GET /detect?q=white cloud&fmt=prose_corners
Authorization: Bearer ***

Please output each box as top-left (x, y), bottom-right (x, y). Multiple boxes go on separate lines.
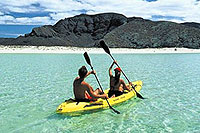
top-left (155, 18), bottom-right (184, 23)
top-left (0, 0), bottom-right (200, 25)
top-left (0, 11), bottom-right (3, 15)
top-left (78, 0), bottom-right (200, 23)
top-left (0, 15), bottom-right (15, 24)
top-left (50, 11), bottom-right (82, 21)
top-left (3, 5), bottom-right (40, 13)
top-left (0, 0), bottom-right (40, 7)
top-left (87, 0), bottom-right (200, 22)
top-left (0, 15), bottom-right (53, 25)
top-left (40, 0), bottom-right (92, 12)
top-left (15, 16), bottom-right (53, 25)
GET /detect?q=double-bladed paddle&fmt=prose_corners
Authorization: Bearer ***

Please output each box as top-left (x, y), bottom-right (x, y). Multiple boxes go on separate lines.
top-left (99, 40), bottom-right (145, 99)
top-left (83, 52), bottom-right (120, 114)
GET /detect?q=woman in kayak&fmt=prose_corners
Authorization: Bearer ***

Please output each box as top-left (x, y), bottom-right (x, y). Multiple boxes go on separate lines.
top-left (108, 61), bottom-right (131, 98)
top-left (73, 66), bottom-right (108, 102)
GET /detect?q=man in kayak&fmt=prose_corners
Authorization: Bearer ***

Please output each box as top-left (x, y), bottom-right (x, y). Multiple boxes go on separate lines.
top-left (108, 61), bottom-right (131, 98)
top-left (73, 66), bottom-right (108, 102)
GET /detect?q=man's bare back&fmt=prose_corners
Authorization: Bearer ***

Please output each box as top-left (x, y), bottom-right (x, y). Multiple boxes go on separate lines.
top-left (73, 77), bottom-right (91, 99)
top-left (73, 66), bottom-right (108, 100)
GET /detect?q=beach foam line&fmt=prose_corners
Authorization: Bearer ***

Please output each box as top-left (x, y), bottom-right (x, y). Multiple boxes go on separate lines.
top-left (0, 45), bottom-right (200, 54)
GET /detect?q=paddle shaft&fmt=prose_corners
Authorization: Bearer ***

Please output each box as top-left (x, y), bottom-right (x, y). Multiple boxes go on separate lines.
top-left (83, 52), bottom-right (120, 114)
top-left (89, 66), bottom-right (120, 113)
top-left (89, 67), bottom-right (105, 93)
top-left (110, 55), bottom-right (131, 83)
top-left (99, 40), bottom-right (144, 99)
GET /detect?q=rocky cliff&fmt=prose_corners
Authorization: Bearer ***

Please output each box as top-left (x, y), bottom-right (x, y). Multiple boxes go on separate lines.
top-left (0, 13), bottom-right (200, 48)
top-left (104, 20), bottom-right (200, 48)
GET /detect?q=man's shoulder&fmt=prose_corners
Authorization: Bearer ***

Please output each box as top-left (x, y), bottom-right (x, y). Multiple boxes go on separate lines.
top-left (73, 77), bottom-right (79, 82)
top-left (81, 81), bottom-right (89, 86)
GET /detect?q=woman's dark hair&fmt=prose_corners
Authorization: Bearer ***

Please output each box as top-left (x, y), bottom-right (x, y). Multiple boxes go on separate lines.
top-left (78, 66), bottom-right (88, 78)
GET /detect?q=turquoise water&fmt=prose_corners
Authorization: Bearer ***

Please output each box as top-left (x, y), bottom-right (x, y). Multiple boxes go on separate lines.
top-left (0, 53), bottom-right (200, 133)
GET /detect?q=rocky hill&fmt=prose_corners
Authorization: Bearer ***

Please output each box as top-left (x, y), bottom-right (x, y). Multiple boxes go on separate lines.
top-left (0, 13), bottom-right (200, 48)
top-left (104, 20), bottom-right (200, 48)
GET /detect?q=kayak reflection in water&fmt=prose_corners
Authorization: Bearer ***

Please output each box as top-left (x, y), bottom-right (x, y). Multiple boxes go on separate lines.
top-left (108, 61), bottom-right (132, 98)
top-left (73, 66), bottom-right (108, 102)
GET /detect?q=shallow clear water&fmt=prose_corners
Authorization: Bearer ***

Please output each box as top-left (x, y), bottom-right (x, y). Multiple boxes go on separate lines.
top-left (0, 53), bottom-right (200, 133)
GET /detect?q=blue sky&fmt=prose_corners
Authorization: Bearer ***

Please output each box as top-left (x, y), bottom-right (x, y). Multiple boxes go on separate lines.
top-left (0, 0), bottom-right (200, 37)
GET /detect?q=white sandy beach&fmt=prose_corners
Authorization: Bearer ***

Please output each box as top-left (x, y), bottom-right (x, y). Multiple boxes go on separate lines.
top-left (0, 45), bottom-right (200, 54)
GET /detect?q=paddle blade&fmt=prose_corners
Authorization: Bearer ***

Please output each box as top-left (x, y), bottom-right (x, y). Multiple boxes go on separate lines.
top-left (105, 99), bottom-right (120, 114)
top-left (83, 52), bottom-right (91, 66)
top-left (99, 40), bottom-right (110, 55)
top-left (110, 106), bottom-right (120, 114)
top-left (136, 92), bottom-right (145, 99)
top-left (132, 85), bottom-right (145, 99)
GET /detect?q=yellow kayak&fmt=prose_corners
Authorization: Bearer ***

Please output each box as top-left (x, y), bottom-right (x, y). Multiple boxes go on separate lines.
top-left (56, 80), bottom-right (142, 114)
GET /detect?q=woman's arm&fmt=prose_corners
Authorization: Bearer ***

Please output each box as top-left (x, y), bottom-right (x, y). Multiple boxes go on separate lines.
top-left (121, 79), bottom-right (131, 91)
top-left (109, 61), bottom-right (116, 77)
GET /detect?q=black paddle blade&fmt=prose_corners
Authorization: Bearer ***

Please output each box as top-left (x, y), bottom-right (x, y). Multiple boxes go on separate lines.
top-left (110, 106), bottom-right (120, 114)
top-left (132, 85), bottom-right (145, 99)
top-left (105, 99), bottom-right (120, 114)
top-left (136, 92), bottom-right (145, 99)
top-left (83, 52), bottom-right (91, 66)
top-left (99, 40), bottom-right (110, 55)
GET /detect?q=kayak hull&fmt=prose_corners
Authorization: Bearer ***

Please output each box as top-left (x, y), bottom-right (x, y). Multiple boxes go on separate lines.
top-left (56, 80), bottom-right (142, 114)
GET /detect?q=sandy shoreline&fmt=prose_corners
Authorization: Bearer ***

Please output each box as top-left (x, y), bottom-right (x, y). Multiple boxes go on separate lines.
top-left (0, 45), bottom-right (200, 54)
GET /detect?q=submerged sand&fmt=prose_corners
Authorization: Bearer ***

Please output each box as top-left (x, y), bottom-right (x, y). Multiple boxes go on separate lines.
top-left (0, 45), bottom-right (200, 54)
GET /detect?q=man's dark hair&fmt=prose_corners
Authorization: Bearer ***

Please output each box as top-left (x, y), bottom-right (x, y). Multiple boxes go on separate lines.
top-left (78, 66), bottom-right (88, 78)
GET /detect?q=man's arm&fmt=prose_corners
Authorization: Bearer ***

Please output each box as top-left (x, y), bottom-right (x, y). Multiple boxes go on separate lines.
top-left (84, 70), bottom-right (96, 78)
top-left (85, 83), bottom-right (108, 99)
